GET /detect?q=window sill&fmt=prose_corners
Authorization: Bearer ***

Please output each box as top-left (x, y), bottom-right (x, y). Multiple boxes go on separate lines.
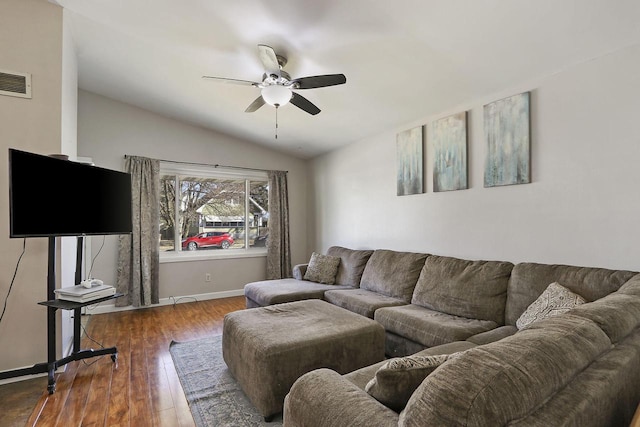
top-left (160, 248), bottom-right (267, 264)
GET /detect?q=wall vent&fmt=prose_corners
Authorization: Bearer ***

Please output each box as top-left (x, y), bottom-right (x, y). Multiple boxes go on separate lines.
top-left (0, 69), bottom-right (32, 99)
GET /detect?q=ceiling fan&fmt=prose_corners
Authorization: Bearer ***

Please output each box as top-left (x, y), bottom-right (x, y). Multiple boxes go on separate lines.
top-left (202, 44), bottom-right (346, 116)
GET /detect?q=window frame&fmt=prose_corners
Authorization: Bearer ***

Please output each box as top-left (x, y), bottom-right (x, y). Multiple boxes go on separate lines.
top-left (159, 162), bottom-right (268, 263)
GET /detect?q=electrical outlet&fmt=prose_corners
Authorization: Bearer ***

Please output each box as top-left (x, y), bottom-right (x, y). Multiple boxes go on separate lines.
top-left (205, 273), bottom-right (211, 282)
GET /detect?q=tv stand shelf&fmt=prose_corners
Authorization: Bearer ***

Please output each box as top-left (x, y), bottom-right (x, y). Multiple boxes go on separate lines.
top-left (38, 293), bottom-right (123, 310)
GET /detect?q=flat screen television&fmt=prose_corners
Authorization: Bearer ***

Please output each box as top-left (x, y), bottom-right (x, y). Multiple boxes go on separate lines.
top-left (9, 148), bottom-right (133, 237)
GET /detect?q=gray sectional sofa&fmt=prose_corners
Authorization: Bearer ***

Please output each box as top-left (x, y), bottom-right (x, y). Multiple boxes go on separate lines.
top-left (242, 246), bottom-right (640, 426)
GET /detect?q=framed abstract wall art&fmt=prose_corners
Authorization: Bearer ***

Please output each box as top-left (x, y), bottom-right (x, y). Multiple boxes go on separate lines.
top-left (432, 111), bottom-right (468, 192)
top-left (396, 126), bottom-right (424, 196)
top-left (484, 91), bottom-right (531, 187)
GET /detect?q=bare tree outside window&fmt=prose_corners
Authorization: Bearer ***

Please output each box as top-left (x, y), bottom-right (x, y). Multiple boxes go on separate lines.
top-left (159, 174), bottom-right (268, 253)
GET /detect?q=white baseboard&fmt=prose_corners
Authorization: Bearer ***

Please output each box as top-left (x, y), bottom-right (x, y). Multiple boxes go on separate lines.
top-left (83, 288), bottom-right (245, 315)
top-left (0, 341), bottom-right (73, 386)
top-left (0, 334), bottom-right (76, 386)
top-left (0, 371), bottom-right (47, 386)
top-left (0, 365), bottom-right (66, 386)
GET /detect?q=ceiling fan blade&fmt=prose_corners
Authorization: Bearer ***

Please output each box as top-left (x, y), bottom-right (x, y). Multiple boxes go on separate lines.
top-left (202, 76), bottom-right (260, 86)
top-left (290, 92), bottom-right (321, 115)
top-left (257, 44), bottom-right (281, 78)
top-left (292, 74), bottom-right (346, 89)
top-left (245, 96), bottom-right (265, 113)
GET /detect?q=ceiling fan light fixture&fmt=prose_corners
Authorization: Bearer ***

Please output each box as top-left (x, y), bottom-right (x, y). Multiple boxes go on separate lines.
top-left (261, 85), bottom-right (292, 107)
top-left (203, 45), bottom-right (345, 115)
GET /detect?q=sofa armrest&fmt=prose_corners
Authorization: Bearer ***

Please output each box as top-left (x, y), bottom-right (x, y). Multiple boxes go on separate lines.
top-left (293, 263), bottom-right (309, 280)
top-left (284, 368), bottom-right (398, 427)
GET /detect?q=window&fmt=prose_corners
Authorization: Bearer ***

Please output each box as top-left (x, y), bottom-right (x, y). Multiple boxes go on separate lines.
top-left (158, 163), bottom-right (269, 259)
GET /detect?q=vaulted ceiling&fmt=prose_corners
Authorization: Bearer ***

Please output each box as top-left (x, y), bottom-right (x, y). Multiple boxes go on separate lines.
top-left (55, 0), bottom-right (640, 158)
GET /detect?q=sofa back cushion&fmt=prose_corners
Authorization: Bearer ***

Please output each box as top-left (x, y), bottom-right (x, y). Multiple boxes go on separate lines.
top-left (411, 256), bottom-right (513, 324)
top-left (568, 292), bottom-right (640, 344)
top-left (618, 273), bottom-right (640, 297)
top-left (399, 314), bottom-right (612, 426)
top-left (505, 263), bottom-right (637, 326)
top-left (360, 250), bottom-right (428, 302)
top-left (326, 246), bottom-right (374, 287)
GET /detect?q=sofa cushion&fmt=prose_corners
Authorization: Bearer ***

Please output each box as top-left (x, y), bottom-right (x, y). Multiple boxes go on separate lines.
top-left (568, 292), bottom-right (640, 343)
top-left (360, 250), bottom-right (428, 302)
top-left (303, 252), bottom-right (341, 284)
top-left (512, 328), bottom-right (640, 427)
top-left (365, 353), bottom-right (451, 412)
top-left (345, 340), bottom-right (476, 390)
top-left (324, 289), bottom-right (407, 318)
top-left (411, 255), bottom-right (513, 324)
top-left (466, 325), bottom-right (518, 345)
top-left (375, 304), bottom-right (498, 348)
top-left (399, 314), bottom-right (612, 426)
top-left (244, 278), bottom-right (352, 307)
top-left (618, 273), bottom-right (640, 297)
top-left (505, 262), bottom-right (637, 326)
top-left (326, 246), bottom-right (374, 287)
top-left (516, 282), bottom-right (586, 329)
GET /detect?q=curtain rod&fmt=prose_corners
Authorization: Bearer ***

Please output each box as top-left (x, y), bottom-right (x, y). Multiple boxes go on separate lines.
top-left (124, 155), bottom-right (287, 173)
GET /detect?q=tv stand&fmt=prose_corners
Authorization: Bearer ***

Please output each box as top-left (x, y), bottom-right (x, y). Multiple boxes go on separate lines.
top-left (0, 236), bottom-right (121, 394)
top-left (37, 294), bottom-right (122, 393)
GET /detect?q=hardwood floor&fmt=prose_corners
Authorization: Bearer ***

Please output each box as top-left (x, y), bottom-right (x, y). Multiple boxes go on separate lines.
top-left (0, 376), bottom-right (48, 427)
top-left (5, 296), bottom-right (245, 427)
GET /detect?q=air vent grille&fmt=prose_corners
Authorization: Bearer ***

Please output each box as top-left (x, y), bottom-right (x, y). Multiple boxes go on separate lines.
top-left (0, 70), bottom-right (32, 98)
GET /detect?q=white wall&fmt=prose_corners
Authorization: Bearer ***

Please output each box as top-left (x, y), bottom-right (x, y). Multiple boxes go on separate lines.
top-left (77, 90), bottom-right (310, 302)
top-left (0, 0), bottom-right (65, 373)
top-left (310, 44), bottom-right (640, 272)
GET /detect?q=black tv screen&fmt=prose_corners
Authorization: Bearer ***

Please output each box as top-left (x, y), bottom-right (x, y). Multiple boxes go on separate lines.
top-left (9, 148), bottom-right (133, 237)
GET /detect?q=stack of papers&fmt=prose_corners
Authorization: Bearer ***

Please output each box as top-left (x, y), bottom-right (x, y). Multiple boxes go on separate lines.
top-left (54, 283), bottom-right (116, 303)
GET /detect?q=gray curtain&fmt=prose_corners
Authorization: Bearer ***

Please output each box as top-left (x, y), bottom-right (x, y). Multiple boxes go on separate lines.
top-left (266, 170), bottom-right (292, 279)
top-left (116, 156), bottom-right (160, 307)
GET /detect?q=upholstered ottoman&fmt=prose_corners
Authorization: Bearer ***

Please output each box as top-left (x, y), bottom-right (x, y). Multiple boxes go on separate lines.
top-left (222, 299), bottom-right (386, 420)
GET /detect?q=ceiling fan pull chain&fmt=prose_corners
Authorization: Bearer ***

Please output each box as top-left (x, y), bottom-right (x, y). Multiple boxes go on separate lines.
top-left (275, 106), bottom-right (279, 139)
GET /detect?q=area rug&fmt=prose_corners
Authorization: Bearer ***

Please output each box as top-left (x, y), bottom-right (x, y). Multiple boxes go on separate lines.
top-left (169, 335), bottom-right (283, 427)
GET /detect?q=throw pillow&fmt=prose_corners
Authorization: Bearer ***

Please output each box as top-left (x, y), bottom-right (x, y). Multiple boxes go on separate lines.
top-left (364, 353), bottom-right (453, 412)
top-left (516, 282), bottom-right (586, 330)
top-left (303, 252), bottom-right (341, 284)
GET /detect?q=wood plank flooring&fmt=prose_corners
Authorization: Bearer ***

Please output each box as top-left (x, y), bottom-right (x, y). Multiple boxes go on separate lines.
top-left (3, 296), bottom-right (245, 427)
top-left (0, 376), bottom-right (48, 427)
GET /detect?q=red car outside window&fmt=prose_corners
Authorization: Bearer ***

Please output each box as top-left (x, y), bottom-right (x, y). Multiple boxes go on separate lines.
top-left (181, 232), bottom-right (234, 250)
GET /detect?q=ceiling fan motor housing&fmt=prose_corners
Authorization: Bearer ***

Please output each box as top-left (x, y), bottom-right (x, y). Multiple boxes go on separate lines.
top-left (262, 71), bottom-right (292, 86)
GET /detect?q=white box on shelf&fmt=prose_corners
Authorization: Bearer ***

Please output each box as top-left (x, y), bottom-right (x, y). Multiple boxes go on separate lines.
top-left (54, 284), bottom-right (116, 303)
